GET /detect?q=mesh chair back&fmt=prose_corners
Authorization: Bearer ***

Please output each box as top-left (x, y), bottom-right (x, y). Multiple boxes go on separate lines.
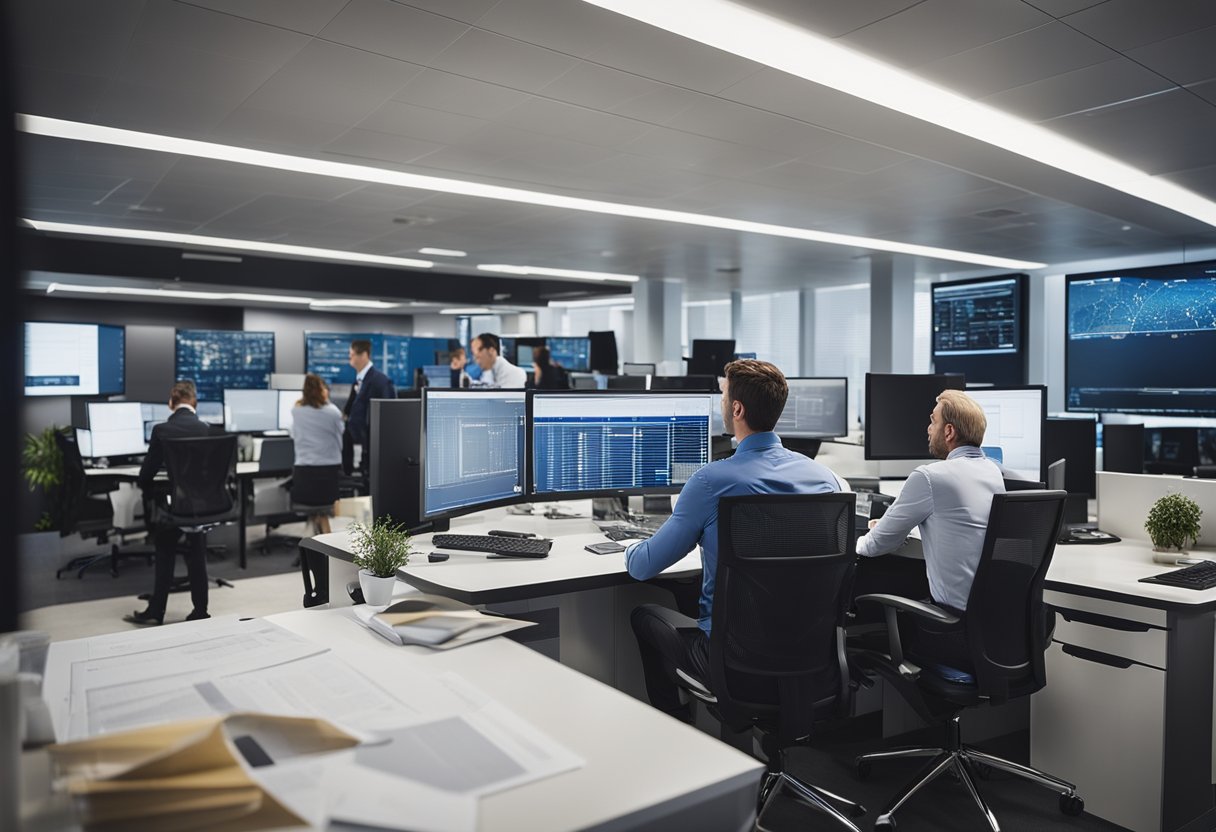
top-left (710, 493), bottom-right (857, 739)
top-left (53, 429), bottom-right (98, 534)
top-left (964, 490), bottom-right (1066, 703)
top-left (161, 435), bottom-right (239, 525)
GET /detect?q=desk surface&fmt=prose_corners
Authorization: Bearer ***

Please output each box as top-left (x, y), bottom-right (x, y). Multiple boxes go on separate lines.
top-left (85, 461), bottom-right (262, 478)
top-left (304, 507), bottom-right (701, 605)
top-left (1046, 539), bottom-right (1216, 612)
top-left (40, 609), bottom-right (762, 832)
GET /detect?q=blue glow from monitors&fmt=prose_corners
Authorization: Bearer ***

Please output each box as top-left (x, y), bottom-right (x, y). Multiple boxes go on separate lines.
top-left (176, 330), bottom-right (274, 402)
top-left (423, 390), bottom-right (526, 519)
top-left (546, 337), bottom-right (591, 371)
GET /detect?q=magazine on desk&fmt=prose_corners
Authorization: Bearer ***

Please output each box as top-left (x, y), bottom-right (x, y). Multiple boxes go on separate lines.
top-left (354, 595), bottom-right (536, 649)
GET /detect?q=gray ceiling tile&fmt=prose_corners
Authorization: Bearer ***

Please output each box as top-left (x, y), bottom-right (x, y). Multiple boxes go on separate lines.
top-left (429, 29), bottom-right (580, 93)
top-left (408, 146), bottom-right (513, 179)
top-left (202, 195), bottom-right (332, 232)
top-left (319, 0), bottom-right (469, 64)
top-left (10, 0), bottom-right (143, 76)
top-left (1161, 164), bottom-right (1216, 201)
top-left (129, 0), bottom-right (309, 65)
top-left (210, 107), bottom-right (352, 150)
top-left (983, 58), bottom-right (1176, 122)
top-left (183, 0), bottom-right (350, 35)
top-left (91, 81), bottom-right (238, 135)
top-left (741, 160), bottom-right (866, 195)
top-left (586, 17), bottom-right (762, 94)
top-left (475, 0), bottom-right (632, 58)
top-left (14, 67), bottom-right (109, 121)
top-left (732, 0), bottom-right (926, 38)
top-left (1020, 0), bottom-right (1110, 18)
top-left (322, 128), bottom-right (447, 166)
top-left (608, 85), bottom-right (705, 124)
top-left (392, 69), bottom-right (533, 118)
top-left (1126, 25), bottom-right (1216, 87)
top-left (1062, 0), bottom-right (1216, 51)
top-left (114, 38), bottom-right (282, 101)
top-left (494, 98), bottom-right (652, 149)
top-left (623, 127), bottom-right (750, 168)
top-left (1192, 79), bottom-right (1216, 107)
top-left (539, 62), bottom-right (673, 112)
top-left (841, 0), bottom-right (1052, 68)
top-left (358, 100), bottom-right (487, 145)
top-left (914, 22), bottom-right (1118, 99)
top-left (392, 0), bottom-right (500, 24)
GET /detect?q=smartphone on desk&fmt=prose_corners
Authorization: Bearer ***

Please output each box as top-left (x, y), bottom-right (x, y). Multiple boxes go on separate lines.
top-left (585, 541), bottom-right (626, 555)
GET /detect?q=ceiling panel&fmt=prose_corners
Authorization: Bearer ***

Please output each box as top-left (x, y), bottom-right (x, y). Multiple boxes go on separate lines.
top-left (474, 0), bottom-right (634, 59)
top-left (493, 98), bottom-right (652, 149)
top-left (322, 128), bottom-right (446, 166)
top-left (392, 69), bottom-right (532, 119)
top-left (1061, 0), bottom-right (1216, 52)
top-left (733, 0), bottom-right (926, 38)
top-left (11, 0), bottom-right (144, 77)
top-left (180, 0), bottom-right (349, 35)
top-left (394, 0), bottom-right (500, 25)
top-left (1126, 25), bottom-right (1216, 86)
top-left (317, 0), bottom-right (469, 65)
top-left (210, 106), bottom-right (352, 150)
top-left (982, 57), bottom-right (1176, 121)
top-left (538, 62), bottom-right (676, 112)
top-left (13, 67), bottom-right (109, 121)
top-left (428, 28), bottom-right (580, 93)
top-left (129, 0), bottom-right (309, 65)
top-left (356, 100), bottom-right (488, 145)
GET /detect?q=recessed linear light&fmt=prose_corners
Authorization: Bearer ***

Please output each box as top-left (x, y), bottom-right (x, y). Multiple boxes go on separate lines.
top-left (548, 296), bottom-right (636, 308)
top-left (20, 114), bottom-right (1042, 270)
top-left (418, 247), bottom-right (468, 257)
top-left (440, 307), bottom-right (497, 315)
top-left (43, 281), bottom-right (400, 310)
top-left (23, 219), bottom-right (434, 270)
top-left (580, 0), bottom-right (1216, 231)
top-left (478, 264), bottom-right (641, 283)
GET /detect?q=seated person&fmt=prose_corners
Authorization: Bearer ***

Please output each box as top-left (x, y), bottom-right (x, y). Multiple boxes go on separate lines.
top-left (125, 381), bottom-right (217, 626)
top-left (531, 345), bottom-right (569, 390)
top-left (855, 389), bottom-right (1005, 672)
top-left (448, 346), bottom-right (472, 388)
top-left (626, 359), bottom-right (845, 721)
top-left (469, 332), bottom-right (527, 389)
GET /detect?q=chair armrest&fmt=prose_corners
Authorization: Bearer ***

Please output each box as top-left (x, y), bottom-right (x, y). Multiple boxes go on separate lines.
top-left (854, 594), bottom-right (959, 677)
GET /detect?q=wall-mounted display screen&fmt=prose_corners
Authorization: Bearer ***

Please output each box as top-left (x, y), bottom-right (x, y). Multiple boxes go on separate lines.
top-left (175, 330), bottom-right (274, 402)
top-left (24, 322), bottom-right (125, 396)
top-left (931, 275), bottom-right (1027, 386)
top-left (1066, 260), bottom-right (1216, 416)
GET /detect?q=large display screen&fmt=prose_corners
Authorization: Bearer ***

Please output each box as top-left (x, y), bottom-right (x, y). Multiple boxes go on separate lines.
top-left (931, 275), bottom-right (1027, 386)
top-left (306, 332), bottom-right (451, 388)
top-left (422, 390), bottom-right (526, 519)
top-left (1067, 261), bottom-right (1216, 416)
top-left (24, 322), bottom-right (124, 396)
top-left (175, 330), bottom-right (274, 402)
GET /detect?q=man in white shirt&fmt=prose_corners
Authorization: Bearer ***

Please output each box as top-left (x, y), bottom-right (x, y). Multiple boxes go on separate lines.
top-left (470, 333), bottom-right (527, 389)
top-left (855, 389), bottom-right (1005, 670)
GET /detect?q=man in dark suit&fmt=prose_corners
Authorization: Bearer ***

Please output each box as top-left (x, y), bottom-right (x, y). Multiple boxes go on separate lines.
top-left (344, 339), bottom-right (396, 475)
top-left (125, 381), bottom-right (216, 626)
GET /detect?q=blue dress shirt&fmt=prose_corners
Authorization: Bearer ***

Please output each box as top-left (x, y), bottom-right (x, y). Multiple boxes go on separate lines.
top-left (856, 445), bottom-right (1005, 611)
top-left (625, 432), bottom-right (842, 636)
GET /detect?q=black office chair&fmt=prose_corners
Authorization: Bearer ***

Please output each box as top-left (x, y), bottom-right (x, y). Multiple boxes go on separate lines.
top-left (1195, 465), bottom-right (1216, 479)
top-left (851, 491), bottom-right (1083, 831)
top-left (152, 435), bottom-right (241, 594)
top-left (255, 437), bottom-right (306, 553)
top-left (674, 493), bottom-right (866, 831)
top-left (53, 430), bottom-right (146, 579)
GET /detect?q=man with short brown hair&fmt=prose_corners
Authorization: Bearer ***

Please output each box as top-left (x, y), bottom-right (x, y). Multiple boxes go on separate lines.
top-left (626, 359), bottom-right (845, 721)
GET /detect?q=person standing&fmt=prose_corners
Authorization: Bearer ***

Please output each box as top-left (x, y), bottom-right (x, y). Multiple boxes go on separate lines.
top-left (289, 374), bottom-right (344, 534)
top-left (343, 339), bottom-right (395, 474)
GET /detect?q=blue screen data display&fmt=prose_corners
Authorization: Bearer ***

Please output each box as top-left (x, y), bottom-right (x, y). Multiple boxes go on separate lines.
top-left (175, 330), bottom-right (274, 402)
top-left (933, 278), bottom-right (1019, 355)
top-left (1067, 270), bottom-right (1216, 416)
top-left (531, 393), bottom-right (712, 495)
top-left (423, 391), bottom-right (526, 518)
top-left (546, 337), bottom-right (591, 371)
top-left (307, 333), bottom-right (451, 387)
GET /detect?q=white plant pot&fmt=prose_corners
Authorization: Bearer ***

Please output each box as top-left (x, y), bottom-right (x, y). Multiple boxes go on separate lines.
top-left (358, 570), bottom-right (397, 607)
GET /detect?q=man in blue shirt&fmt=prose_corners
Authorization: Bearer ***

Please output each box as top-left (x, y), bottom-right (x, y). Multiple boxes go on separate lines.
top-left (627, 360), bottom-right (844, 721)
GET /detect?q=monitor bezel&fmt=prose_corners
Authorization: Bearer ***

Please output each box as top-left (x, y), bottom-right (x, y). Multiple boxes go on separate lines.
top-left (964, 383), bottom-right (1048, 483)
top-left (930, 274), bottom-right (1028, 385)
top-left (525, 389), bottom-right (717, 501)
top-left (23, 321), bottom-right (126, 397)
top-left (777, 376), bottom-right (850, 439)
top-left (863, 372), bottom-right (967, 460)
top-left (420, 387), bottom-right (528, 522)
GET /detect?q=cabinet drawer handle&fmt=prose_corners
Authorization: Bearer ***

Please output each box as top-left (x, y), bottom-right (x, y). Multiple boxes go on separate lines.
top-left (1056, 608), bottom-right (1154, 633)
top-left (1061, 643), bottom-right (1135, 669)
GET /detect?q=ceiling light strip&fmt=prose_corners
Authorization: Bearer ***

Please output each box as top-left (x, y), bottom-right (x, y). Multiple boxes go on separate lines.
top-left (19, 114), bottom-right (1043, 270)
top-left (478, 264), bottom-right (640, 282)
top-left (581, 0), bottom-right (1216, 230)
top-left (43, 281), bottom-right (400, 309)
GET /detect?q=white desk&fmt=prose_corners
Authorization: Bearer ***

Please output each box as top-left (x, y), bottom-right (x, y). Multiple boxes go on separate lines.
top-left (36, 608), bottom-right (763, 832)
top-left (302, 507), bottom-right (701, 696)
top-left (1033, 539), bottom-right (1216, 832)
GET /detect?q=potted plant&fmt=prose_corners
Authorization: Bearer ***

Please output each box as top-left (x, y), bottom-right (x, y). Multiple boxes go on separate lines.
top-left (22, 426), bottom-right (66, 531)
top-left (1145, 493), bottom-right (1202, 553)
top-left (350, 517), bottom-right (411, 606)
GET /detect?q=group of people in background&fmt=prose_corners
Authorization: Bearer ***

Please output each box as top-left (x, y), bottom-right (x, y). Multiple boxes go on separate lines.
top-left (447, 332), bottom-right (568, 390)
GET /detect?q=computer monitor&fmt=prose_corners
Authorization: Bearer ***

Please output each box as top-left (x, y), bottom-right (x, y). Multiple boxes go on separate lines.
top-left (864, 373), bottom-right (967, 460)
top-left (141, 403), bottom-right (171, 442)
top-left (222, 389), bottom-right (280, 433)
top-left (776, 378), bottom-right (848, 438)
top-left (547, 337), bottom-right (591, 372)
top-left (420, 364), bottom-right (453, 388)
top-left (196, 401), bottom-right (224, 426)
top-left (1144, 427), bottom-right (1199, 475)
top-left (176, 330), bottom-right (275, 402)
top-left (605, 375), bottom-right (648, 390)
top-left (570, 373), bottom-right (604, 390)
top-left (516, 344), bottom-right (535, 367)
top-left (931, 275), bottom-right (1028, 385)
top-left (622, 363), bottom-right (656, 377)
top-left (276, 390), bottom-right (298, 431)
top-left (86, 402), bottom-right (147, 458)
top-left (421, 389), bottom-right (527, 520)
top-left (1102, 423), bottom-right (1144, 474)
top-left (24, 322), bottom-right (125, 396)
top-left (733, 352), bottom-right (757, 360)
top-left (528, 391), bottom-right (715, 499)
top-left (75, 428), bottom-right (93, 459)
top-left (1044, 417), bottom-right (1097, 497)
top-left (588, 331), bottom-right (619, 374)
top-left (650, 375), bottom-right (718, 391)
top-left (1201, 428), bottom-right (1216, 466)
top-left (688, 339), bottom-right (735, 377)
top-left (967, 385), bottom-right (1046, 483)
top-left (1066, 260), bottom-right (1216, 416)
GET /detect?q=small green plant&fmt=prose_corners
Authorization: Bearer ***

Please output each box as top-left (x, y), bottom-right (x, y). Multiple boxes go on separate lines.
top-left (350, 517), bottom-right (411, 578)
top-left (23, 426), bottom-right (66, 531)
top-left (1144, 493), bottom-right (1202, 552)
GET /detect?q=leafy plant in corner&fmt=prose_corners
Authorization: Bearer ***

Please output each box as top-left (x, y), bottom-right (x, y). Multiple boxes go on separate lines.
top-left (1144, 492), bottom-right (1202, 552)
top-left (22, 426), bottom-right (66, 531)
top-left (350, 516), bottom-right (412, 578)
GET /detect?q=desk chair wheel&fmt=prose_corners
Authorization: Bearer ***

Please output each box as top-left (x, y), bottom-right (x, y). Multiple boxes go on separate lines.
top-left (874, 817), bottom-right (896, 830)
top-left (1060, 793), bottom-right (1084, 816)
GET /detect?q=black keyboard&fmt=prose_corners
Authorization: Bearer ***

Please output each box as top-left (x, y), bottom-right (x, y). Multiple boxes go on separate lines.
top-left (431, 534), bottom-right (552, 558)
top-left (1140, 559), bottom-right (1216, 590)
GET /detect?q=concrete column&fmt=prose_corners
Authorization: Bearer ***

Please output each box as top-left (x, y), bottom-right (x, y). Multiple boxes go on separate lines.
top-left (632, 279), bottom-right (683, 372)
top-left (729, 290), bottom-right (743, 342)
top-left (799, 288), bottom-right (815, 376)
top-left (869, 256), bottom-right (916, 374)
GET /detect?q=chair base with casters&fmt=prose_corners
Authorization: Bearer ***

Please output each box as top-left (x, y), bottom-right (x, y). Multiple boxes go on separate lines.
top-left (855, 710), bottom-right (1082, 831)
top-left (56, 530), bottom-right (154, 579)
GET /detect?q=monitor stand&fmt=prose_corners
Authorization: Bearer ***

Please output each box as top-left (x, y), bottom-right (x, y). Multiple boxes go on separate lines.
top-left (592, 497), bottom-right (629, 521)
top-left (781, 437), bottom-right (822, 458)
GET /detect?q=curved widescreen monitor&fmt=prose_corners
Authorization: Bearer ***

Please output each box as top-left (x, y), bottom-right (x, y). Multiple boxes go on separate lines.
top-left (528, 391), bottom-right (714, 499)
top-left (776, 378), bottom-right (848, 438)
top-left (931, 275), bottom-right (1027, 386)
top-left (965, 385), bottom-right (1046, 483)
top-left (421, 389), bottom-right (526, 520)
top-left (864, 373), bottom-right (967, 460)
top-left (1066, 260), bottom-right (1216, 416)
top-left (24, 322), bottom-right (125, 396)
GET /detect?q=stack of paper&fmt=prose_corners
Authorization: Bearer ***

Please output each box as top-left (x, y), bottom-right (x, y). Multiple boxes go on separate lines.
top-left (360, 596), bottom-right (535, 648)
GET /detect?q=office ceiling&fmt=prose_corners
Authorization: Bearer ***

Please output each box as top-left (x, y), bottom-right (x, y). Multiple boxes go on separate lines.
top-left (11, 0), bottom-right (1216, 304)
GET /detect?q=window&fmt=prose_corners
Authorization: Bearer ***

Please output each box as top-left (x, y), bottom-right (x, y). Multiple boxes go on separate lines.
top-left (814, 283), bottom-right (869, 429)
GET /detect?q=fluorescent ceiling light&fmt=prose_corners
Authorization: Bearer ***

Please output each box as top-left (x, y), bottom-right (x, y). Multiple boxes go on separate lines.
top-left (20, 115), bottom-right (1042, 270)
top-left (440, 307), bottom-right (496, 315)
top-left (43, 281), bottom-right (400, 309)
top-left (478, 264), bottom-right (641, 283)
top-left (548, 296), bottom-right (636, 308)
top-left (581, 0), bottom-right (1216, 230)
top-left (418, 247), bottom-right (468, 257)
top-left (23, 219), bottom-right (433, 270)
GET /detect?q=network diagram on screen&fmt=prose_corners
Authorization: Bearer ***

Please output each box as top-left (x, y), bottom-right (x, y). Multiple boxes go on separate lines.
top-left (932, 279), bottom-right (1019, 355)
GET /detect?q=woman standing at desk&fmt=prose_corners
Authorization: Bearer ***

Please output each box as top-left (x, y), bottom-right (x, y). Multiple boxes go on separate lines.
top-left (289, 374), bottom-right (344, 534)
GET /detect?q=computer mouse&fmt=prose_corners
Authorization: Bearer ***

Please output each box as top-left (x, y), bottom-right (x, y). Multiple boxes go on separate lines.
top-left (428, 552), bottom-right (450, 563)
